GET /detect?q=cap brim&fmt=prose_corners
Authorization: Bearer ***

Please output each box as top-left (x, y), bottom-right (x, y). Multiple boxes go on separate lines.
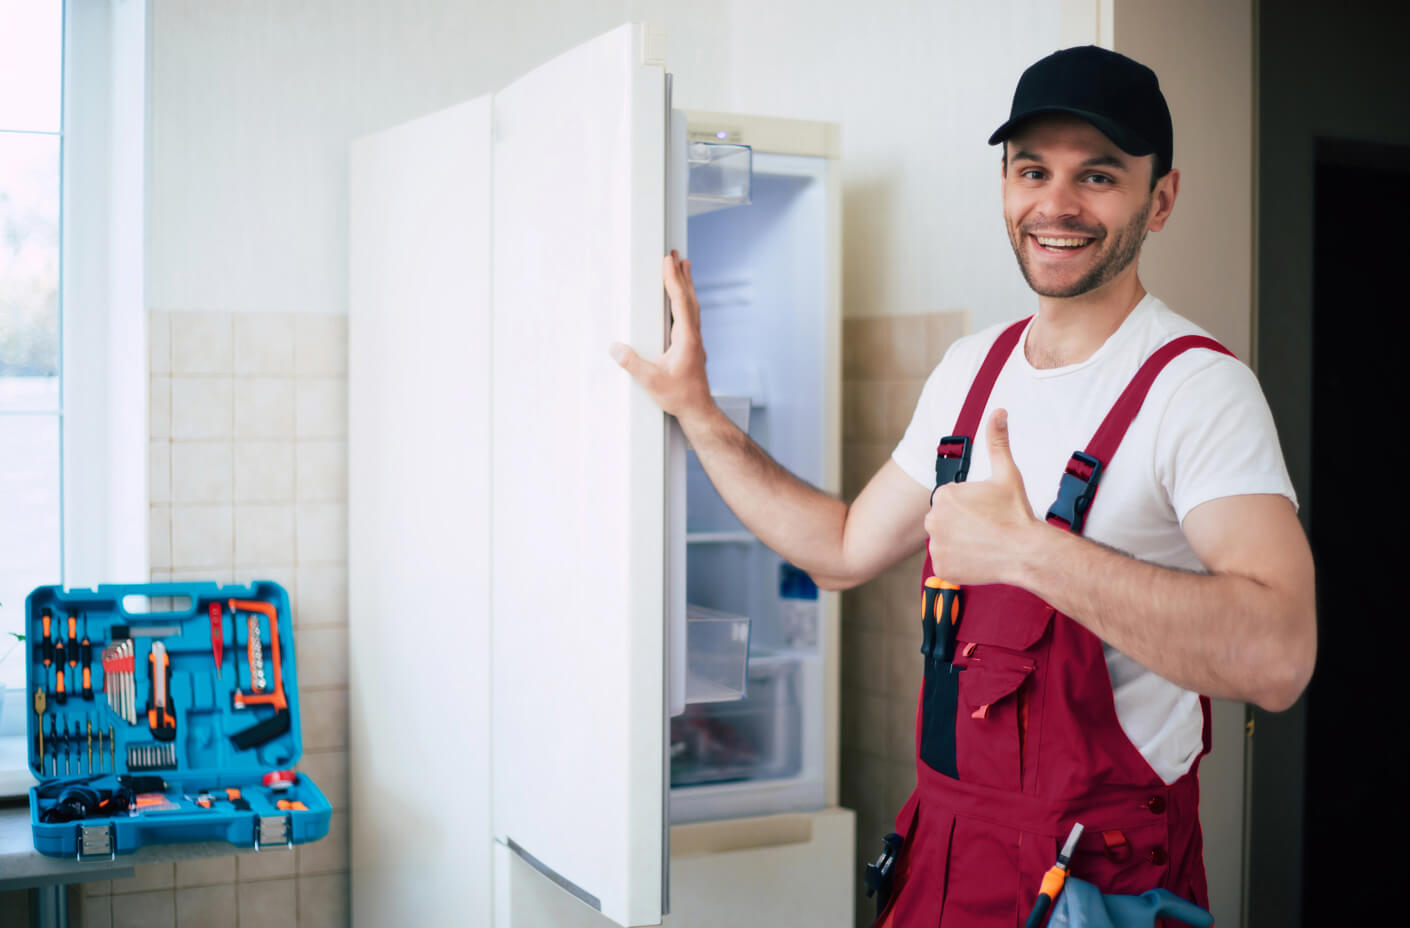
top-left (988, 106), bottom-right (1156, 158)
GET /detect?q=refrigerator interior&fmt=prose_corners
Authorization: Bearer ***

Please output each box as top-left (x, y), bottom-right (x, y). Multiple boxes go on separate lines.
top-left (671, 148), bottom-right (830, 824)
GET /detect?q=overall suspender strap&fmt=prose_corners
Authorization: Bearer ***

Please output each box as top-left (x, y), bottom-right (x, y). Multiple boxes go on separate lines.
top-left (1044, 335), bottom-right (1237, 534)
top-left (932, 318), bottom-right (1031, 490)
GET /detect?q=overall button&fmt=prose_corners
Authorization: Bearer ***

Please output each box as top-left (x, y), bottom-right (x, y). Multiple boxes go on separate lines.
top-left (1148, 846), bottom-right (1169, 866)
top-left (1146, 795), bottom-right (1167, 814)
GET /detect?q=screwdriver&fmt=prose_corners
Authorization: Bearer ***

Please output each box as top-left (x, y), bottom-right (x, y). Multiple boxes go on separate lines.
top-left (54, 640), bottom-right (67, 705)
top-left (921, 576), bottom-right (963, 664)
top-left (1025, 822), bottom-right (1084, 928)
top-left (80, 614), bottom-right (94, 701)
top-left (67, 612), bottom-right (79, 673)
top-left (41, 608), bottom-right (54, 692)
top-left (209, 602), bottom-right (223, 680)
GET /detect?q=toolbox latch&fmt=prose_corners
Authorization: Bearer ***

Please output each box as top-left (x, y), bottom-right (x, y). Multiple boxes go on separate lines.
top-left (77, 823), bottom-right (115, 862)
top-left (254, 815), bottom-right (293, 851)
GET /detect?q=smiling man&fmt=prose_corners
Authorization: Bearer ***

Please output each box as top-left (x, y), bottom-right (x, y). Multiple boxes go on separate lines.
top-left (612, 45), bottom-right (1314, 927)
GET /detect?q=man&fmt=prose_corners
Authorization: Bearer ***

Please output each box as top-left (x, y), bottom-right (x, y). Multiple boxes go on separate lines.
top-left (612, 46), bottom-right (1315, 925)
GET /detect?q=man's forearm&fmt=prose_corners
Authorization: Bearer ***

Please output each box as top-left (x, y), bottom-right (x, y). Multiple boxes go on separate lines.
top-left (678, 405), bottom-right (853, 585)
top-left (1008, 523), bottom-right (1315, 710)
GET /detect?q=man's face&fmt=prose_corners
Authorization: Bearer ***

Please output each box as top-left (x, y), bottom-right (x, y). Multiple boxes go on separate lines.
top-left (1002, 115), bottom-right (1165, 299)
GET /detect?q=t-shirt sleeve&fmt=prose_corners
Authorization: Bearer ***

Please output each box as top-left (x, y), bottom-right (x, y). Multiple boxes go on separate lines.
top-left (891, 342), bottom-right (967, 490)
top-left (1153, 355), bottom-right (1298, 523)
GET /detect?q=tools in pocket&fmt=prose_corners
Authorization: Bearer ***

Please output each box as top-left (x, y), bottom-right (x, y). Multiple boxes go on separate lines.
top-left (147, 640), bottom-right (177, 742)
top-left (102, 639), bottom-right (137, 724)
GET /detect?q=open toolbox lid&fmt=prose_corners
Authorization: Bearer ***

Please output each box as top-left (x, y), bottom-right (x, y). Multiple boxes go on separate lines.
top-left (24, 580), bottom-right (304, 781)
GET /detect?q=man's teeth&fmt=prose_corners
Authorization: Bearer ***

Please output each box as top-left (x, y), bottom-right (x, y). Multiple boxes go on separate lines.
top-left (1035, 236), bottom-right (1090, 247)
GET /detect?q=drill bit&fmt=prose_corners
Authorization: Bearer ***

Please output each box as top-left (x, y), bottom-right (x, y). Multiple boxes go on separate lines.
top-left (87, 717), bottom-right (93, 773)
top-left (109, 724), bottom-right (116, 772)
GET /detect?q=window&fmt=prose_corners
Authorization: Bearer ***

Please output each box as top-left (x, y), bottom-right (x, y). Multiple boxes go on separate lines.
top-left (0, 0), bottom-right (147, 795)
top-left (0, 0), bottom-right (65, 778)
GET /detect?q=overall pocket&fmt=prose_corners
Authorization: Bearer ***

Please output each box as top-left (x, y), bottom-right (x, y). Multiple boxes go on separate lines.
top-left (952, 645), bottom-right (1036, 791)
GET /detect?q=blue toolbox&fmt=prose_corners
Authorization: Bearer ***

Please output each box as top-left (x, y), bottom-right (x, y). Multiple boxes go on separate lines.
top-left (24, 580), bottom-right (331, 859)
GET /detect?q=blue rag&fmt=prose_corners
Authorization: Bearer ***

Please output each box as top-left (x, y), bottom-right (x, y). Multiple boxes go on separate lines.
top-left (1047, 877), bottom-right (1215, 928)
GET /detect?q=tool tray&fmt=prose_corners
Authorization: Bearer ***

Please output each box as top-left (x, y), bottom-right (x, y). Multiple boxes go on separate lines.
top-left (25, 581), bottom-right (330, 859)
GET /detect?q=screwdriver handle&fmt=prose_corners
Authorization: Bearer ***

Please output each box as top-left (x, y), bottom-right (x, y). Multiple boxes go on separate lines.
top-left (921, 577), bottom-right (962, 663)
top-left (67, 613), bottom-right (79, 666)
top-left (81, 634), bottom-right (94, 700)
top-left (55, 641), bottom-right (67, 705)
top-left (41, 610), bottom-right (53, 669)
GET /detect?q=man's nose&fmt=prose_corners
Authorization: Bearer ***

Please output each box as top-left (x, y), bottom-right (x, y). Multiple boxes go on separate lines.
top-left (1036, 180), bottom-right (1082, 222)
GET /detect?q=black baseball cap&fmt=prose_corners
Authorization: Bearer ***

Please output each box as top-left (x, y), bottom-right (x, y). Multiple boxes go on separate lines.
top-left (988, 46), bottom-right (1173, 175)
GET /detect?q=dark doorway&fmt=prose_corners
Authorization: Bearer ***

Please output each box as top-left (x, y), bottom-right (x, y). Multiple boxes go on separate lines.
top-left (1303, 138), bottom-right (1407, 921)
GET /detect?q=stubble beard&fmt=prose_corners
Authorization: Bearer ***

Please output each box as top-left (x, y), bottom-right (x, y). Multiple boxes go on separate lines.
top-left (1008, 196), bottom-right (1153, 299)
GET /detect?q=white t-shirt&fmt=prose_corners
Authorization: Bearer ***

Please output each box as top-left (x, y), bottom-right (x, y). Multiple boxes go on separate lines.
top-left (892, 294), bottom-right (1297, 783)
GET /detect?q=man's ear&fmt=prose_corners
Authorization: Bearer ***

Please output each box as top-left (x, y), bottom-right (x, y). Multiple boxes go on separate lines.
top-left (1146, 167), bottom-right (1180, 233)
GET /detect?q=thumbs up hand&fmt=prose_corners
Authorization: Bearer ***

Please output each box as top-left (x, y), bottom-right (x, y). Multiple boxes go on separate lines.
top-left (923, 409), bottom-right (1041, 586)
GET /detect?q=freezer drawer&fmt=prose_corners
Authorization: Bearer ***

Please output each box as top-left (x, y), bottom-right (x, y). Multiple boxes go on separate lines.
top-left (671, 657), bottom-right (800, 786)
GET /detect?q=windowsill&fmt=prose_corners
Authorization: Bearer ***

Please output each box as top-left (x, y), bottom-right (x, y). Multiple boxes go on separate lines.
top-left (0, 734), bottom-right (36, 801)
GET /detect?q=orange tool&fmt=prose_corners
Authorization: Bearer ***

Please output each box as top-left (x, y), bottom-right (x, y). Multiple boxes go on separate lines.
top-left (209, 602), bottom-right (224, 680)
top-left (66, 612), bottom-right (79, 671)
top-left (229, 599), bottom-right (291, 750)
top-left (80, 615), bottom-right (94, 700)
top-left (54, 641), bottom-right (67, 705)
top-left (1025, 822), bottom-right (1084, 928)
top-left (41, 608), bottom-right (54, 685)
top-left (147, 641), bottom-right (177, 741)
top-left (276, 799), bottom-right (308, 811)
top-left (921, 576), bottom-right (963, 663)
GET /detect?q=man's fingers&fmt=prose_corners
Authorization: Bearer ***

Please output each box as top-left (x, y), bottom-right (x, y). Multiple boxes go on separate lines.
top-left (609, 342), bottom-right (657, 384)
top-left (986, 408), bottom-right (1021, 485)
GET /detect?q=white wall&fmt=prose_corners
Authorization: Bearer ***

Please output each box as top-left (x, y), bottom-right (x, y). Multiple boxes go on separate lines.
top-left (146, 0), bottom-right (1068, 327)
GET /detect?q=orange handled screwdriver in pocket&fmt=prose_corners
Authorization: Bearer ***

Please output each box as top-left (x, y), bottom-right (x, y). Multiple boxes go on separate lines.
top-left (921, 576), bottom-right (963, 664)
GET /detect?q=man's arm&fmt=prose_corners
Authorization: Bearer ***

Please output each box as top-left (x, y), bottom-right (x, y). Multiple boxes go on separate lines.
top-left (611, 253), bottom-right (931, 589)
top-left (928, 408), bottom-right (1317, 712)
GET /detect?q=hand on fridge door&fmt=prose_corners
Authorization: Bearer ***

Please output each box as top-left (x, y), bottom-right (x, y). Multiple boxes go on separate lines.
top-left (609, 250), bottom-right (718, 428)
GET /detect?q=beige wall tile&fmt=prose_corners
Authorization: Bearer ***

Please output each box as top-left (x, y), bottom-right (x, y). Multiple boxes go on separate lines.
top-left (297, 750), bottom-right (347, 810)
top-left (150, 311), bottom-right (171, 375)
top-left (293, 314), bottom-right (348, 376)
top-left (294, 379), bottom-right (346, 440)
top-left (85, 880), bottom-right (112, 897)
top-left (888, 314), bottom-right (933, 379)
top-left (176, 854), bottom-right (236, 887)
top-left (235, 440), bottom-right (296, 502)
top-left (295, 503), bottom-right (346, 565)
top-left (236, 847), bottom-right (295, 883)
top-left (296, 871), bottom-right (349, 928)
top-left (172, 313), bottom-right (235, 375)
top-left (294, 627), bottom-right (347, 688)
top-left (295, 441), bottom-right (346, 502)
top-left (235, 566), bottom-right (298, 605)
top-left (81, 895), bottom-right (112, 928)
top-left (841, 624), bottom-right (885, 697)
top-left (172, 441), bottom-right (235, 503)
top-left (884, 632), bottom-right (925, 706)
top-left (294, 566), bottom-right (346, 627)
top-left (150, 440), bottom-right (171, 504)
top-left (885, 684), bottom-right (919, 760)
top-left (171, 504), bottom-right (235, 570)
top-left (172, 377), bottom-right (234, 440)
top-left (235, 877), bottom-right (297, 928)
top-left (150, 376), bottom-right (171, 440)
top-left (235, 313), bottom-right (295, 375)
top-left (927, 309), bottom-right (971, 365)
top-left (175, 883), bottom-right (237, 928)
top-left (235, 378), bottom-right (295, 440)
top-left (235, 504), bottom-right (296, 567)
top-left (843, 316), bottom-right (890, 380)
top-left (111, 890), bottom-right (174, 928)
top-left (113, 862), bottom-right (174, 893)
top-left (297, 811), bottom-right (348, 875)
top-left (150, 505), bottom-right (172, 571)
top-left (299, 687), bottom-right (348, 751)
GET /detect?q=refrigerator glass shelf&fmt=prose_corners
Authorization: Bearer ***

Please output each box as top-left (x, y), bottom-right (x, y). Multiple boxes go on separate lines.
top-left (685, 531), bottom-right (755, 544)
top-left (685, 603), bottom-right (751, 704)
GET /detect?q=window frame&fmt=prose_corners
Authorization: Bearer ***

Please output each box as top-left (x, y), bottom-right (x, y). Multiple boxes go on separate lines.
top-left (0, 0), bottom-right (149, 799)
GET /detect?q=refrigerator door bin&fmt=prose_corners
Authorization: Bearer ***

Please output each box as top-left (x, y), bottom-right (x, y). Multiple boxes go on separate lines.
top-left (671, 656), bottom-right (801, 786)
top-left (687, 141), bottom-right (752, 216)
top-left (685, 603), bottom-right (751, 704)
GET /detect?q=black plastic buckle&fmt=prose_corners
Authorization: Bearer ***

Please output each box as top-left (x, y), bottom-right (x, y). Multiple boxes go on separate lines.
top-left (864, 831), bottom-right (904, 900)
top-left (933, 435), bottom-right (972, 491)
top-left (1045, 450), bottom-right (1104, 533)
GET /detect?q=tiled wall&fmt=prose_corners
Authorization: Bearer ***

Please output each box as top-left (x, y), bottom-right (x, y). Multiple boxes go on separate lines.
top-left (838, 310), bottom-right (967, 928)
top-left (79, 311), bottom-right (351, 928)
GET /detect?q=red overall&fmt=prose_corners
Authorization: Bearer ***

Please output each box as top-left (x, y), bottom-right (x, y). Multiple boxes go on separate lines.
top-left (875, 318), bottom-right (1234, 928)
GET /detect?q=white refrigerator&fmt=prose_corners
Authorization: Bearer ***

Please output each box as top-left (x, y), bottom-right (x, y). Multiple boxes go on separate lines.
top-left (348, 23), bottom-right (853, 928)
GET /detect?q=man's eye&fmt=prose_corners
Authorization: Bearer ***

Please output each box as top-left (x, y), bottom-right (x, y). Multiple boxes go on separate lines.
top-left (1020, 169), bottom-right (1044, 180)
top-left (1084, 173), bottom-right (1114, 184)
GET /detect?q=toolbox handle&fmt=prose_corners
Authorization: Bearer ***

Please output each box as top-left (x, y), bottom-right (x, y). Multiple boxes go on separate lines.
top-left (96, 582), bottom-right (234, 618)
